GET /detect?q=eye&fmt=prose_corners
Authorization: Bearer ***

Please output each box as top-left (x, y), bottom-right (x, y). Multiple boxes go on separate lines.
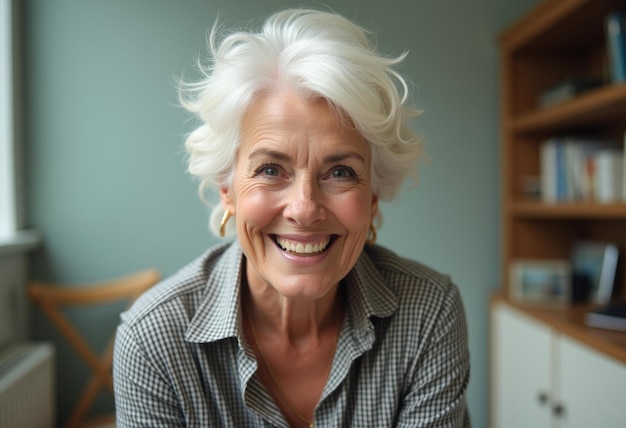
top-left (329, 166), bottom-right (358, 181)
top-left (255, 163), bottom-right (281, 178)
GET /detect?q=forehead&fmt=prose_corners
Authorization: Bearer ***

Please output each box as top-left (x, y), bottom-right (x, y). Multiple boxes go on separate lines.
top-left (239, 91), bottom-right (369, 158)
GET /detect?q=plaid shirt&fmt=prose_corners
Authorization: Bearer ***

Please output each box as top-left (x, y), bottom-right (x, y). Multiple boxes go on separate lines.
top-left (113, 241), bottom-right (470, 427)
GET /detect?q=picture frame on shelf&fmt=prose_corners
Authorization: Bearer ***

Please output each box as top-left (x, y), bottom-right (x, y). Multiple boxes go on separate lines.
top-left (510, 259), bottom-right (572, 307)
top-left (571, 241), bottom-right (619, 305)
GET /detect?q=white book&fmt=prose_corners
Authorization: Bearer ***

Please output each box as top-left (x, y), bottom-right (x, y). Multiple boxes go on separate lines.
top-left (594, 150), bottom-right (623, 203)
top-left (585, 302), bottom-right (626, 332)
top-left (540, 139), bottom-right (558, 203)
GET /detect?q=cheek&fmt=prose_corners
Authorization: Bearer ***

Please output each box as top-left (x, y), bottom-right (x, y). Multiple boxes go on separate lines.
top-left (234, 183), bottom-right (281, 228)
top-left (333, 192), bottom-right (375, 227)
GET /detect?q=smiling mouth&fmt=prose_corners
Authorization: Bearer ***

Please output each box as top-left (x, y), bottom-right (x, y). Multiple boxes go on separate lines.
top-left (274, 236), bottom-right (334, 254)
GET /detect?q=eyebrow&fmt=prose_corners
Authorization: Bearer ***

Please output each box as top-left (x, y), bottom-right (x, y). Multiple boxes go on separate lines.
top-left (248, 148), bottom-right (365, 164)
top-left (248, 148), bottom-right (291, 162)
top-left (325, 152), bottom-right (365, 164)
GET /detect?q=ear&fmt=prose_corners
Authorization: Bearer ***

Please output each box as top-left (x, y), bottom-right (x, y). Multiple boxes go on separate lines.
top-left (219, 185), bottom-right (236, 215)
top-left (370, 193), bottom-right (379, 222)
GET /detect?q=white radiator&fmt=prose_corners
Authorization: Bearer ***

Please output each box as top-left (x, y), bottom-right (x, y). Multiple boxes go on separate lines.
top-left (0, 343), bottom-right (55, 428)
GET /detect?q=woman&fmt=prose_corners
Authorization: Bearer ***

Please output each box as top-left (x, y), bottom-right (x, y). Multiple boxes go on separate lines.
top-left (113, 8), bottom-right (470, 427)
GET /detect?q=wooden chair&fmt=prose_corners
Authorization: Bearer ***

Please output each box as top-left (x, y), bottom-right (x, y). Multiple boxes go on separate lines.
top-left (28, 269), bottom-right (161, 428)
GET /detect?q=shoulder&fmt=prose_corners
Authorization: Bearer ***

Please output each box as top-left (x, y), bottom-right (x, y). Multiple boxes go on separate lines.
top-left (362, 244), bottom-right (468, 358)
top-left (363, 244), bottom-right (457, 300)
top-left (120, 241), bottom-right (233, 329)
top-left (360, 244), bottom-right (465, 335)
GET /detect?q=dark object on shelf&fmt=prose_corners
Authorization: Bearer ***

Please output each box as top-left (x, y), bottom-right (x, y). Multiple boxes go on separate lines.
top-left (571, 241), bottom-right (619, 305)
top-left (585, 302), bottom-right (626, 332)
top-left (538, 77), bottom-right (604, 108)
top-left (571, 272), bottom-right (592, 303)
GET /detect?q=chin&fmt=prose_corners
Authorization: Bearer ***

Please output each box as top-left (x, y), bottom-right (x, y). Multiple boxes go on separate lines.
top-left (271, 275), bottom-right (340, 300)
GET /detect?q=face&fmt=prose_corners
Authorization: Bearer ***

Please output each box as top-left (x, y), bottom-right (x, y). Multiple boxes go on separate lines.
top-left (220, 91), bottom-right (378, 300)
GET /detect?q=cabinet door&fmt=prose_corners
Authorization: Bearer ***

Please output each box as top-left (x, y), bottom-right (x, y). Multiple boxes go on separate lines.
top-left (557, 335), bottom-right (626, 428)
top-left (492, 303), bottom-right (553, 428)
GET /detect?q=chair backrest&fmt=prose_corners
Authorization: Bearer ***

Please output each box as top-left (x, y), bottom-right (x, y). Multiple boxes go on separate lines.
top-left (28, 268), bottom-right (161, 428)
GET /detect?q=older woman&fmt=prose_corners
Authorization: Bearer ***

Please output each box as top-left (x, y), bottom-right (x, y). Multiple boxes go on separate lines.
top-left (113, 8), bottom-right (470, 428)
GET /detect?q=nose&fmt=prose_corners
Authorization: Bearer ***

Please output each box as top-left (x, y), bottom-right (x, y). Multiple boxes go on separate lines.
top-left (283, 175), bottom-right (325, 226)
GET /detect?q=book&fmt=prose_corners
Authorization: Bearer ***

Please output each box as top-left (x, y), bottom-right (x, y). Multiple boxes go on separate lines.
top-left (540, 139), bottom-right (559, 203)
top-left (572, 241), bottom-right (619, 305)
top-left (585, 302), bottom-right (626, 332)
top-left (539, 137), bottom-right (621, 203)
top-left (538, 77), bottom-right (603, 108)
top-left (594, 149), bottom-right (623, 203)
top-left (606, 12), bottom-right (626, 83)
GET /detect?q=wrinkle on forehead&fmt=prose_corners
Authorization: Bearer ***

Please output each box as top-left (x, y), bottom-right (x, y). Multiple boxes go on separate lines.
top-left (240, 91), bottom-right (370, 168)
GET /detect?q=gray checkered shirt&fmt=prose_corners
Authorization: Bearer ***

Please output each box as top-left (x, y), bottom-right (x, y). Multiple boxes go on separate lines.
top-left (113, 241), bottom-right (470, 427)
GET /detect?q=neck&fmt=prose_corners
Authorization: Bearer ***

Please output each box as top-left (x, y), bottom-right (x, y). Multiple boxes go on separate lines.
top-left (242, 271), bottom-right (343, 348)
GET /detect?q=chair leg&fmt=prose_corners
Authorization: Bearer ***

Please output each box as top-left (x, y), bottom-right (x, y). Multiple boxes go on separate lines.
top-left (65, 374), bottom-right (104, 428)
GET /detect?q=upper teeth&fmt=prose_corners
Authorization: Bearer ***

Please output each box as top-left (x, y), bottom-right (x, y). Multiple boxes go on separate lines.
top-left (276, 237), bottom-right (330, 254)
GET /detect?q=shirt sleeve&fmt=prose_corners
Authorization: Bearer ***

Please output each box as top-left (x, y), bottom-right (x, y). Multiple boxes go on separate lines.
top-left (395, 282), bottom-right (471, 428)
top-left (113, 317), bottom-right (185, 427)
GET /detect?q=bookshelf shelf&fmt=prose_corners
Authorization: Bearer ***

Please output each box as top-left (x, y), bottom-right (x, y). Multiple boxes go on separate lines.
top-left (512, 83), bottom-right (626, 135)
top-left (492, 293), bottom-right (626, 365)
top-left (510, 201), bottom-right (626, 218)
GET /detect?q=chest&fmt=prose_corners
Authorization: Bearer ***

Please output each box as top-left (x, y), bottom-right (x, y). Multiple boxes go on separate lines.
top-left (187, 321), bottom-right (410, 427)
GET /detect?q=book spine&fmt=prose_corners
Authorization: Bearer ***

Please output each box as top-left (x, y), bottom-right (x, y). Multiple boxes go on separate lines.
top-left (565, 144), bottom-right (577, 201)
top-left (556, 141), bottom-right (567, 200)
top-left (583, 153), bottom-right (596, 201)
top-left (594, 150), bottom-right (623, 203)
top-left (540, 139), bottom-right (558, 203)
top-left (606, 12), bottom-right (626, 83)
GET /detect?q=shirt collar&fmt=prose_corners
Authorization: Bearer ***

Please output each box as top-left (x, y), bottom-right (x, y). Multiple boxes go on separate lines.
top-left (346, 245), bottom-right (399, 320)
top-left (184, 242), bottom-right (398, 344)
top-left (185, 241), bottom-right (243, 343)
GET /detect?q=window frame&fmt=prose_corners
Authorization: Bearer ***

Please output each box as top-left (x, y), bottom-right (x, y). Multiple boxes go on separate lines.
top-left (0, 0), bottom-right (17, 239)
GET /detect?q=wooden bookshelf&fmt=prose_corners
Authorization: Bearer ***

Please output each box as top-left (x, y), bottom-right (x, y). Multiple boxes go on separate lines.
top-left (497, 0), bottom-right (626, 376)
top-left (500, 0), bottom-right (626, 301)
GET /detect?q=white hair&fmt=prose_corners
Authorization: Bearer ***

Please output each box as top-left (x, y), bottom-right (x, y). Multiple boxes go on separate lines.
top-left (180, 8), bottom-right (424, 236)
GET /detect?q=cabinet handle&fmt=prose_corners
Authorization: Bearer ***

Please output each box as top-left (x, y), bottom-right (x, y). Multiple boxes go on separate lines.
top-left (552, 403), bottom-right (565, 417)
top-left (537, 392), bottom-right (549, 406)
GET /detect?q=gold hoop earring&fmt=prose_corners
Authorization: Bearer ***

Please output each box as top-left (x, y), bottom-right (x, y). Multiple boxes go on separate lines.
top-left (219, 210), bottom-right (232, 238)
top-left (366, 223), bottom-right (377, 245)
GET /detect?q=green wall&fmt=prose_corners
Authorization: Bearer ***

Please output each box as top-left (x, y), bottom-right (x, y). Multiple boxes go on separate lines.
top-left (24, 0), bottom-right (540, 426)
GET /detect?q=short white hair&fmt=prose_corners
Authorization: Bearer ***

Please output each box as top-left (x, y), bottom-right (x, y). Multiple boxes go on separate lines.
top-left (180, 8), bottom-right (423, 236)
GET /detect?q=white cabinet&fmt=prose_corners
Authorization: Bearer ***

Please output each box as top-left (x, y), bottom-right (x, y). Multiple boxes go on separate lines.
top-left (491, 301), bottom-right (626, 428)
top-left (491, 302), bottom-right (552, 428)
top-left (557, 335), bottom-right (626, 428)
